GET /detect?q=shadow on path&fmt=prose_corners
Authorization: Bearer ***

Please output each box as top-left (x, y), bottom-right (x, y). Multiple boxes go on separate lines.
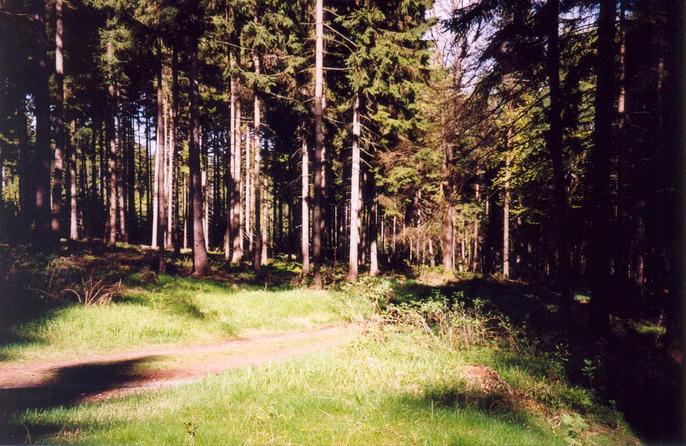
top-left (0, 356), bottom-right (159, 444)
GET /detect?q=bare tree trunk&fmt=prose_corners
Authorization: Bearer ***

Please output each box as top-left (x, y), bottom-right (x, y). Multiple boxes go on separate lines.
top-left (52, 0), bottom-right (65, 240)
top-left (312, 0), bottom-right (325, 288)
top-left (261, 170), bottom-right (268, 265)
top-left (545, 0), bottom-right (570, 301)
top-left (171, 47), bottom-right (180, 255)
top-left (165, 83), bottom-right (174, 249)
top-left (203, 166), bottom-right (209, 250)
top-left (231, 73), bottom-right (243, 263)
top-left (347, 94), bottom-right (361, 280)
top-left (182, 174), bottom-right (188, 250)
top-left (301, 136), bottom-right (310, 272)
top-left (189, 37), bottom-right (209, 275)
top-left (503, 132), bottom-right (511, 278)
top-left (246, 126), bottom-right (252, 256)
top-left (32, 0), bottom-right (52, 250)
top-left (156, 40), bottom-right (166, 273)
top-left (252, 45), bottom-right (263, 272)
top-left (69, 121), bottom-right (78, 240)
top-left (589, 0), bottom-right (615, 333)
top-left (107, 38), bottom-right (118, 247)
top-left (369, 200), bottom-right (379, 275)
top-left (441, 150), bottom-right (454, 272)
top-left (117, 121), bottom-right (127, 242)
top-left (225, 52), bottom-right (235, 261)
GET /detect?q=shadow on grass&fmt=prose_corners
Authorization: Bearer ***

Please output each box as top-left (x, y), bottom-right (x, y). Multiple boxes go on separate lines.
top-left (389, 276), bottom-right (683, 443)
top-left (0, 356), bottom-right (160, 444)
top-left (396, 382), bottom-right (548, 440)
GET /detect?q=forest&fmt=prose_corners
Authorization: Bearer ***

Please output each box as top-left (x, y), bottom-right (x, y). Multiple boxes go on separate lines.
top-left (0, 0), bottom-right (683, 444)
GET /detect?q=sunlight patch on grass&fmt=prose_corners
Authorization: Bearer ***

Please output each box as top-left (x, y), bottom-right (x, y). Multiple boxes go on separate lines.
top-left (1, 275), bottom-right (369, 361)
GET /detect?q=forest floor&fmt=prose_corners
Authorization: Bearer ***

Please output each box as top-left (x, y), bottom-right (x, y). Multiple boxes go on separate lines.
top-left (0, 240), bottom-right (673, 445)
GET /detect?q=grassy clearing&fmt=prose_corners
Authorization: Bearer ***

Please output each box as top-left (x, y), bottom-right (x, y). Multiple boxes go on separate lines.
top-left (1, 271), bottom-right (371, 361)
top-left (11, 328), bottom-right (635, 446)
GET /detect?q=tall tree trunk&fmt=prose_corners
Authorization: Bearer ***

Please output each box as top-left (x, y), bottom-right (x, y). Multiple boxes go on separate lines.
top-left (246, 125), bottom-right (252, 255)
top-left (127, 115), bottom-right (136, 240)
top-left (261, 166), bottom-right (268, 265)
top-left (171, 47), bottom-right (180, 254)
top-left (369, 185), bottom-right (379, 276)
top-left (106, 39), bottom-right (118, 247)
top-left (18, 105), bottom-right (33, 230)
top-left (347, 94), bottom-right (361, 280)
top-left (152, 108), bottom-right (161, 248)
top-left (231, 77), bottom-right (243, 263)
top-left (69, 121), bottom-right (78, 240)
top-left (312, 0), bottom-right (325, 288)
top-left (156, 40), bottom-right (166, 273)
top-left (589, 0), bottom-right (615, 334)
top-left (225, 52), bottom-right (236, 261)
top-left (503, 132), bottom-right (511, 278)
top-left (252, 46), bottom-right (263, 272)
top-left (545, 0), bottom-right (569, 300)
top-left (189, 38), bottom-right (210, 275)
top-left (301, 136), bottom-right (310, 273)
top-left (117, 117), bottom-right (127, 242)
top-left (441, 150), bottom-right (454, 273)
top-left (165, 88), bottom-right (173, 249)
top-left (51, 0), bottom-right (65, 241)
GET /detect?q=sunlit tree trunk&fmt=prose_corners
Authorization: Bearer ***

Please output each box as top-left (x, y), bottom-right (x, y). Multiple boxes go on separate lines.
top-left (69, 121), bottom-right (78, 240)
top-left (225, 52), bottom-right (236, 261)
top-left (301, 136), bottom-right (310, 273)
top-left (231, 72), bottom-right (243, 264)
top-left (503, 131), bottom-right (511, 278)
top-left (252, 44), bottom-right (263, 272)
top-left (156, 40), bottom-right (167, 273)
top-left (441, 149), bottom-right (454, 273)
top-left (312, 0), bottom-right (325, 288)
top-left (246, 125), bottom-right (252, 255)
top-left (347, 93), bottom-right (361, 280)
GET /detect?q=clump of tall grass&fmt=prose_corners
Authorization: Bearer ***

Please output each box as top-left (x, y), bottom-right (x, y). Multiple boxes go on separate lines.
top-left (34, 259), bottom-right (122, 306)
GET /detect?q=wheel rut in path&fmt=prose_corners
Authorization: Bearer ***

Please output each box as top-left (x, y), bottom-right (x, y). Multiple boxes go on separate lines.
top-left (0, 324), bottom-right (359, 402)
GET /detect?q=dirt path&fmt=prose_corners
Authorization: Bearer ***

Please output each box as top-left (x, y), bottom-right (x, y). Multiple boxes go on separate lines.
top-left (0, 325), bottom-right (359, 401)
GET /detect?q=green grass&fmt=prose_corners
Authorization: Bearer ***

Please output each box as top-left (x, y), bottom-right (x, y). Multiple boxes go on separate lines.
top-left (12, 329), bottom-right (633, 446)
top-left (1, 274), bottom-right (371, 361)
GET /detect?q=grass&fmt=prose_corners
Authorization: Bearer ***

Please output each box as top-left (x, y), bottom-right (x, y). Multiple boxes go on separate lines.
top-left (11, 329), bottom-right (634, 446)
top-left (1, 273), bottom-right (371, 361)
top-left (0, 244), bottom-right (641, 444)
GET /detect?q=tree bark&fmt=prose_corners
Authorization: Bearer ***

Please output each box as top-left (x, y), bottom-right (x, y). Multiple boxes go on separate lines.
top-left (156, 40), bottom-right (167, 273)
top-left (231, 87), bottom-right (243, 263)
top-left (312, 0), bottom-right (325, 288)
top-left (69, 121), bottom-right (78, 240)
top-left (545, 0), bottom-right (570, 300)
top-left (347, 94), bottom-right (361, 280)
top-left (52, 0), bottom-right (65, 241)
top-left (441, 150), bottom-right (454, 273)
top-left (301, 136), bottom-right (310, 273)
top-left (189, 38), bottom-right (210, 275)
top-left (252, 45), bottom-right (263, 272)
top-left (503, 131), bottom-right (511, 278)
top-left (106, 38), bottom-right (118, 247)
top-left (588, 0), bottom-right (615, 334)
top-left (225, 51), bottom-right (236, 262)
